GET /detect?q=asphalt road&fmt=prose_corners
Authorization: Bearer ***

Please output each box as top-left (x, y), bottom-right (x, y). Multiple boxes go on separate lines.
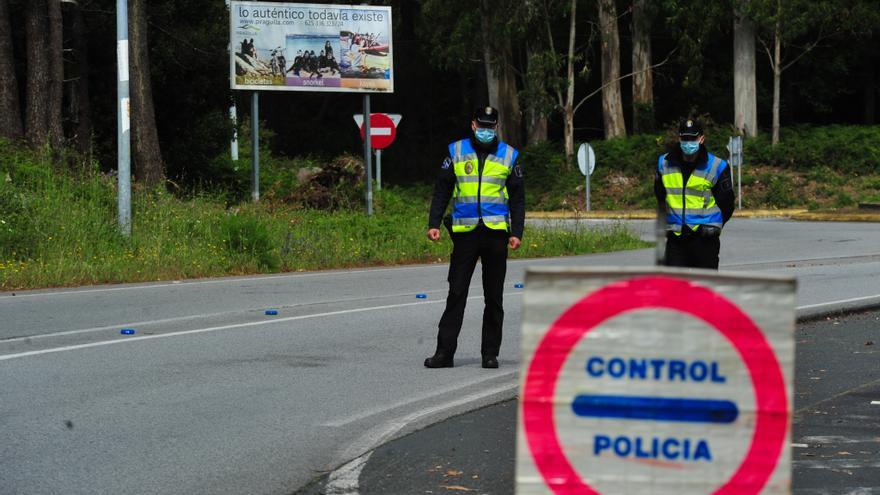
top-left (2, 219), bottom-right (879, 494)
top-left (336, 309), bottom-right (880, 495)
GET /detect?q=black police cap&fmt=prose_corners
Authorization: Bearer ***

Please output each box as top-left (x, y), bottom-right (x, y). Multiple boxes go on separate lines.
top-left (473, 106), bottom-right (499, 127)
top-left (679, 118), bottom-right (704, 137)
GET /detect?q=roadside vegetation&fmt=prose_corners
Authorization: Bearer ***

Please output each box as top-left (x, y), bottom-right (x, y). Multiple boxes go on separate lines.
top-left (4, 124), bottom-right (878, 290)
top-left (522, 124), bottom-right (880, 211)
top-left (0, 140), bottom-right (645, 290)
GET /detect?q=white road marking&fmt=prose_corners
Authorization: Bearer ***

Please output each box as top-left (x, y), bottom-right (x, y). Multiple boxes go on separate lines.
top-left (792, 443), bottom-right (809, 448)
top-left (323, 370), bottom-right (517, 427)
top-left (871, 401), bottom-right (880, 405)
top-left (0, 288), bottom-right (454, 343)
top-left (0, 264), bottom-right (450, 300)
top-left (328, 381), bottom-right (518, 495)
top-left (0, 297), bottom-right (460, 362)
top-left (798, 294), bottom-right (880, 311)
top-left (325, 453), bottom-right (373, 495)
top-left (0, 293), bottom-right (524, 362)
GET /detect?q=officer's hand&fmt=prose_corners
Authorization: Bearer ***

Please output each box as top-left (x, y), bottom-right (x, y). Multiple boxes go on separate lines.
top-left (427, 228), bottom-right (441, 241)
top-left (509, 237), bottom-right (521, 250)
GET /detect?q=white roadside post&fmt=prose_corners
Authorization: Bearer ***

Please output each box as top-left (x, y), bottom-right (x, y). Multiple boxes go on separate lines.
top-left (727, 136), bottom-right (744, 209)
top-left (576, 143), bottom-right (596, 212)
top-left (517, 267), bottom-right (796, 494)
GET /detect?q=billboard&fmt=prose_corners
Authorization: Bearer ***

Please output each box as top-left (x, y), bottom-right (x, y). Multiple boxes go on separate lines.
top-left (230, 1), bottom-right (393, 93)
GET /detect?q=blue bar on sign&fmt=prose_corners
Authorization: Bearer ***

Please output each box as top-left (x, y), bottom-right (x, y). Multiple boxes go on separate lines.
top-left (572, 395), bottom-right (739, 424)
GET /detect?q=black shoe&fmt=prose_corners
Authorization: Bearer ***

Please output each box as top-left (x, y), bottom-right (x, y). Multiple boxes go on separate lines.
top-left (482, 356), bottom-right (499, 369)
top-left (424, 354), bottom-right (454, 368)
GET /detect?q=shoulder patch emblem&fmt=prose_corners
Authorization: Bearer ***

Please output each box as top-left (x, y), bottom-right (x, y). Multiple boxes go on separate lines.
top-left (464, 161), bottom-right (474, 174)
top-left (441, 157), bottom-right (452, 170)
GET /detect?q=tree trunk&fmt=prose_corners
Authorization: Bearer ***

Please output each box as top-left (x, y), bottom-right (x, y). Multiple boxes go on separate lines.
top-left (772, 19), bottom-right (781, 146)
top-left (47, 0), bottom-right (64, 149)
top-left (0, 0), bottom-right (21, 141)
top-left (129, 0), bottom-right (164, 186)
top-left (525, 41), bottom-right (548, 145)
top-left (631, 0), bottom-right (654, 133)
top-left (563, 0), bottom-right (576, 161)
top-left (733, 2), bottom-right (758, 137)
top-left (496, 41), bottom-right (522, 147)
top-left (65, 0), bottom-right (92, 157)
top-left (598, 0), bottom-right (626, 138)
top-left (480, 0), bottom-right (500, 111)
top-left (24, 0), bottom-right (50, 148)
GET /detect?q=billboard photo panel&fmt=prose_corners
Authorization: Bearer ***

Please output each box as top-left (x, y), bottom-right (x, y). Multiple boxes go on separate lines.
top-left (230, 1), bottom-right (393, 93)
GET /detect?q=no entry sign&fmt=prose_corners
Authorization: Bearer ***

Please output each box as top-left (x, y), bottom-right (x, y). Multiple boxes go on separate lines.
top-left (354, 113), bottom-right (400, 149)
top-left (516, 268), bottom-right (795, 494)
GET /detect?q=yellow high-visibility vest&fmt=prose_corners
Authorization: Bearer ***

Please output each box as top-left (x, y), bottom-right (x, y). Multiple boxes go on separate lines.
top-left (449, 138), bottom-right (518, 233)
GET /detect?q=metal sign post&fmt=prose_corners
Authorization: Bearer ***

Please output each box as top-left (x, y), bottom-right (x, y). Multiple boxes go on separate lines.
top-left (251, 92), bottom-right (259, 202)
top-left (116, 0), bottom-right (131, 236)
top-left (363, 95), bottom-right (373, 215)
top-left (375, 149), bottom-right (382, 191)
top-left (576, 143), bottom-right (596, 212)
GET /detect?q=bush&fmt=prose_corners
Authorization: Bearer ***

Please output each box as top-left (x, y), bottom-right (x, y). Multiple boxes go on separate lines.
top-left (517, 125), bottom-right (880, 210)
top-left (744, 125), bottom-right (880, 174)
top-left (219, 212), bottom-right (280, 270)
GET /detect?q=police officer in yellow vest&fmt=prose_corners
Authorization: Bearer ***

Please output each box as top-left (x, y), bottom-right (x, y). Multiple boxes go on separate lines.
top-left (655, 118), bottom-right (735, 269)
top-left (424, 106), bottom-right (525, 369)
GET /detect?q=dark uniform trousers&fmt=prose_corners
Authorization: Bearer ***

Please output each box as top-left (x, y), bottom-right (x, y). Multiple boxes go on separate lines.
top-left (665, 233), bottom-right (720, 269)
top-left (437, 224), bottom-right (508, 358)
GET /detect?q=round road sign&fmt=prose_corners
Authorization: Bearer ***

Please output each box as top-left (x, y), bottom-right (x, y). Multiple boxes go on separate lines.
top-left (577, 143), bottom-right (596, 176)
top-left (359, 113), bottom-right (397, 150)
top-left (522, 276), bottom-right (789, 494)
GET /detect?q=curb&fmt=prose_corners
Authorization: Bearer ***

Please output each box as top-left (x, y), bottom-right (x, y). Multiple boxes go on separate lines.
top-left (526, 209), bottom-right (880, 222)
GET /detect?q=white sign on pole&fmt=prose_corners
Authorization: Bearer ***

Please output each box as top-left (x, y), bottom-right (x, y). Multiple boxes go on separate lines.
top-left (577, 143), bottom-right (596, 176)
top-left (576, 143), bottom-right (596, 211)
top-left (517, 267), bottom-right (795, 495)
top-left (230, 1), bottom-right (393, 93)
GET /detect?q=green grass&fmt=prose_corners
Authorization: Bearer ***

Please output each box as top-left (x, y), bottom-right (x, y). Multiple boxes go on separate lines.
top-left (0, 142), bottom-right (648, 290)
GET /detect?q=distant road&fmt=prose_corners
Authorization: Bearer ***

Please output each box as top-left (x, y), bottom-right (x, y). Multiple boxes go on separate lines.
top-left (2, 219), bottom-right (879, 494)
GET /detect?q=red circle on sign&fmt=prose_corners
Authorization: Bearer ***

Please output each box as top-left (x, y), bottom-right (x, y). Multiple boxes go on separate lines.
top-left (360, 113), bottom-right (397, 149)
top-left (522, 276), bottom-right (789, 495)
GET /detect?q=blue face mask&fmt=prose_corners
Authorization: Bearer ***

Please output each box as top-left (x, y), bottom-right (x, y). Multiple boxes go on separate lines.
top-left (475, 128), bottom-right (496, 144)
top-left (680, 140), bottom-right (700, 155)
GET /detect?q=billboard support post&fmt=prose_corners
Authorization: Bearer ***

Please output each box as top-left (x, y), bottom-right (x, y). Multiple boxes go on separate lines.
top-left (251, 91), bottom-right (259, 202)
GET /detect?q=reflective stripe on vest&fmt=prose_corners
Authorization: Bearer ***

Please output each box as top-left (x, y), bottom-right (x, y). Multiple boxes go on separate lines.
top-left (658, 152), bottom-right (726, 235)
top-left (449, 139), bottom-right (518, 233)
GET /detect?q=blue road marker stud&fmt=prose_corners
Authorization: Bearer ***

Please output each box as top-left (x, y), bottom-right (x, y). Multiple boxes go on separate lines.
top-left (514, 283), bottom-right (524, 289)
top-left (120, 328), bottom-right (136, 335)
top-left (416, 294), bottom-right (427, 299)
top-left (265, 309), bottom-right (279, 315)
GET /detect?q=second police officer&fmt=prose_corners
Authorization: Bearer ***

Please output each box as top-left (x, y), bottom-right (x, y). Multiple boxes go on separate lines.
top-left (655, 118), bottom-right (735, 269)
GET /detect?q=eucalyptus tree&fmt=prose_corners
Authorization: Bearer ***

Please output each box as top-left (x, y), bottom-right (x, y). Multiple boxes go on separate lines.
top-left (598, 0), bottom-right (625, 138)
top-left (24, 0), bottom-right (50, 148)
top-left (749, 0), bottom-right (878, 144)
top-left (631, 0), bottom-right (657, 133)
top-left (129, 0), bottom-right (164, 186)
top-left (0, 0), bottom-right (22, 141)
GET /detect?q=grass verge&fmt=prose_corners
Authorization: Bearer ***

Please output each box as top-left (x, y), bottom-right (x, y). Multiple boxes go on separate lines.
top-left (0, 144), bottom-right (648, 290)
